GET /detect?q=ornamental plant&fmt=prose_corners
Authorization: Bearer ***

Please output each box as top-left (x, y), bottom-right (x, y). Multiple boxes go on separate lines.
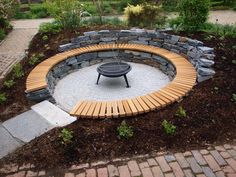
top-left (178, 0), bottom-right (210, 31)
top-left (124, 3), bottom-right (166, 28)
top-left (162, 120), bottom-right (176, 135)
top-left (4, 79), bottom-right (15, 88)
top-left (45, 0), bottom-right (83, 29)
top-left (175, 106), bottom-right (187, 118)
top-left (117, 120), bottom-right (134, 139)
top-left (0, 93), bottom-right (7, 104)
top-left (232, 93), bottom-right (236, 103)
top-left (59, 128), bottom-right (74, 145)
top-left (12, 63), bottom-right (24, 78)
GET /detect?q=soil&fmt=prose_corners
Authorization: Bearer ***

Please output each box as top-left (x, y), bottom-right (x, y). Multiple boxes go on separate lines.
top-left (0, 28), bottom-right (236, 170)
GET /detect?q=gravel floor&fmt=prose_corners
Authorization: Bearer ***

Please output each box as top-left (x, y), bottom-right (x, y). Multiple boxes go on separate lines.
top-left (53, 62), bottom-right (170, 111)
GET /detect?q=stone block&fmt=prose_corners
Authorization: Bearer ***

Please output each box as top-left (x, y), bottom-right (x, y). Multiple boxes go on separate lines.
top-left (76, 52), bottom-right (97, 61)
top-left (152, 55), bottom-right (168, 65)
top-left (128, 40), bottom-right (148, 45)
top-left (198, 58), bottom-right (215, 67)
top-left (0, 124), bottom-right (21, 158)
top-left (31, 101), bottom-right (76, 127)
top-left (58, 43), bottom-right (73, 52)
top-left (98, 51), bottom-right (118, 58)
top-left (84, 31), bottom-right (98, 36)
top-left (140, 52), bottom-right (152, 59)
top-left (197, 67), bottom-right (215, 76)
top-left (2, 110), bottom-right (55, 143)
top-left (198, 46), bottom-right (214, 54)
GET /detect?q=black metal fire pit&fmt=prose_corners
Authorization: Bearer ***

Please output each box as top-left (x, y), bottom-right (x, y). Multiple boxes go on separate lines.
top-left (96, 62), bottom-right (132, 88)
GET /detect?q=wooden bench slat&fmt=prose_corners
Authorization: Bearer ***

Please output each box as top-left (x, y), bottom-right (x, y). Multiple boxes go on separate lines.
top-left (106, 101), bottom-right (112, 118)
top-left (131, 98), bottom-right (144, 114)
top-left (136, 97), bottom-right (150, 112)
top-left (145, 95), bottom-right (161, 109)
top-left (86, 102), bottom-right (97, 117)
top-left (70, 101), bottom-right (83, 115)
top-left (75, 101), bottom-right (88, 116)
top-left (127, 99), bottom-right (138, 115)
top-left (111, 101), bottom-right (119, 118)
top-left (117, 100), bottom-right (126, 117)
top-left (99, 102), bottom-right (107, 118)
top-left (81, 101), bottom-right (93, 117)
top-left (93, 102), bottom-right (102, 118)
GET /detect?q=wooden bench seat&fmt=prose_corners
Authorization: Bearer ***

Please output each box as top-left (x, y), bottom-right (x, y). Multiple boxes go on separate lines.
top-left (26, 43), bottom-right (197, 118)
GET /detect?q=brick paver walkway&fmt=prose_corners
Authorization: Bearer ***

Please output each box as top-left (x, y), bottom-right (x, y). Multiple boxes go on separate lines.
top-left (1, 144), bottom-right (236, 177)
top-left (0, 18), bottom-right (53, 82)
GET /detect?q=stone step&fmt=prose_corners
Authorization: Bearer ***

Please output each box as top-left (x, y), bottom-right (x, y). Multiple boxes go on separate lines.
top-left (2, 110), bottom-right (55, 143)
top-left (31, 100), bottom-right (76, 127)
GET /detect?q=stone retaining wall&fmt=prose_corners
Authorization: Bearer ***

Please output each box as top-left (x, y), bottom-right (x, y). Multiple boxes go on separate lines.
top-left (59, 29), bottom-right (215, 83)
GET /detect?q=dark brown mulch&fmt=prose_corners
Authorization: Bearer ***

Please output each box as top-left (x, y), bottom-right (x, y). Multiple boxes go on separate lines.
top-left (0, 28), bottom-right (236, 170)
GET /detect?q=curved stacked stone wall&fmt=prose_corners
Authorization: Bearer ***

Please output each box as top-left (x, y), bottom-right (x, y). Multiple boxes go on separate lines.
top-left (59, 29), bottom-right (215, 83)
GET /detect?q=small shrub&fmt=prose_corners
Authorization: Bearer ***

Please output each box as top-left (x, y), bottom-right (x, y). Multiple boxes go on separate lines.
top-left (12, 63), bottom-right (24, 78)
top-left (0, 93), bottom-right (7, 104)
top-left (45, 0), bottom-right (83, 29)
top-left (0, 29), bottom-right (6, 41)
top-left (232, 94), bottom-right (236, 103)
top-left (124, 3), bottom-right (166, 28)
top-left (4, 79), bottom-right (15, 88)
top-left (178, 0), bottom-right (210, 31)
top-left (162, 120), bottom-right (176, 135)
top-left (59, 128), bottom-right (73, 145)
top-left (39, 22), bottom-right (62, 34)
top-left (175, 106), bottom-right (187, 118)
top-left (42, 35), bottom-right (48, 41)
top-left (117, 120), bottom-right (134, 139)
top-left (200, 23), bottom-right (236, 38)
top-left (30, 4), bottom-right (49, 18)
top-left (28, 55), bottom-right (39, 66)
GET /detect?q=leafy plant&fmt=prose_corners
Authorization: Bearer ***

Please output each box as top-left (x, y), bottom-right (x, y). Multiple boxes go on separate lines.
top-left (200, 23), bottom-right (236, 39)
top-left (232, 94), bottom-right (236, 103)
top-left (29, 55), bottom-right (39, 66)
top-left (162, 120), bottom-right (176, 135)
top-left (59, 128), bottom-right (73, 145)
top-left (0, 29), bottom-right (5, 41)
top-left (42, 35), bottom-right (48, 41)
top-left (178, 0), bottom-right (210, 31)
top-left (124, 3), bottom-right (166, 28)
top-left (0, 93), bottom-right (7, 104)
top-left (117, 120), bottom-right (134, 139)
top-left (175, 106), bottom-right (187, 118)
top-left (39, 21), bottom-right (62, 34)
top-left (4, 79), bottom-right (15, 88)
top-left (45, 0), bottom-right (83, 29)
top-left (12, 63), bottom-right (24, 78)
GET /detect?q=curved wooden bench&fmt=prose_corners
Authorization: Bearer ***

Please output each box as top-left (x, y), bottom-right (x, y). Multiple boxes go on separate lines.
top-left (26, 43), bottom-right (197, 118)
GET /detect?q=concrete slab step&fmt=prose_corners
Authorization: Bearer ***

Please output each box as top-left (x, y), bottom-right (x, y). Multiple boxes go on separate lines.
top-left (0, 124), bottom-right (21, 159)
top-left (31, 100), bottom-right (76, 127)
top-left (2, 110), bottom-right (55, 143)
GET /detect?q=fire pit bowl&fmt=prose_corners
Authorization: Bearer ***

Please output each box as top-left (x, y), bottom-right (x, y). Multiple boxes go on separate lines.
top-left (96, 62), bottom-right (132, 88)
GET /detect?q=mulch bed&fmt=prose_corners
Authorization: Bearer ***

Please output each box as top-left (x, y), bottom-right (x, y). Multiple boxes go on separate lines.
top-left (0, 27), bottom-right (236, 170)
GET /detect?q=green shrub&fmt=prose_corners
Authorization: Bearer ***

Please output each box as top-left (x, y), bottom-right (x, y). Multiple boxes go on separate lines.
top-left (200, 23), bottom-right (236, 38)
top-left (117, 120), bottom-right (134, 139)
top-left (232, 94), bottom-right (236, 103)
top-left (0, 93), bottom-right (7, 104)
top-left (168, 17), bottom-right (184, 32)
top-left (12, 63), bottom-right (24, 78)
top-left (81, 17), bottom-right (125, 26)
top-left (4, 80), bottom-right (15, 88)
top-left (162, 119), bottom-right (176, 135)
top-left (118, 0), bottom-right (131, 12)
top-left (124, 3), bottom-right (166, 28)
top-left (30, 4), bottom-right (49, 18)
top-left (175, 106), bottom-right (187, 118)
top-left (59, 128), bottom-right (73, 145)
top-left (0, 29), bottom-right (5, 41)
top-left (42, 35), bottom-right (48, 41)
top-left (178, 0), bottom-right (210, 31)
top-left (39, 22), bottom-right (62, 34)
top-left (45, 0), bottom-right (83, 29)
top-left (29, 55), bottom-right (39, 66)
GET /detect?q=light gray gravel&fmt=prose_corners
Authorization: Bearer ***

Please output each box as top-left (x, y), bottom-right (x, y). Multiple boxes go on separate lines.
top-left (53, 62), bottom-right (170, 111)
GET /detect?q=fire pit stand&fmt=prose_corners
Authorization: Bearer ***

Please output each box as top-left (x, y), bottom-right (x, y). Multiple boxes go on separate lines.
top-left (96, 62), bottom-right (132, 88)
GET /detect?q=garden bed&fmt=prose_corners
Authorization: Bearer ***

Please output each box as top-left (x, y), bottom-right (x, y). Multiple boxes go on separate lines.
top-left (0, 27), bottom-right (235, 170)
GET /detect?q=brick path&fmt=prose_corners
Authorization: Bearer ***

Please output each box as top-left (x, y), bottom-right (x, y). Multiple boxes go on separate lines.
top-left (0, 19), bottom-right (53, 82)
top-left (1, 144), bottom-right (236, 177)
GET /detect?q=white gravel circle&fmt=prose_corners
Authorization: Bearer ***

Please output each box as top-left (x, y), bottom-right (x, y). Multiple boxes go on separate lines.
top-left (53, 62), bottom-right (170, 111)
